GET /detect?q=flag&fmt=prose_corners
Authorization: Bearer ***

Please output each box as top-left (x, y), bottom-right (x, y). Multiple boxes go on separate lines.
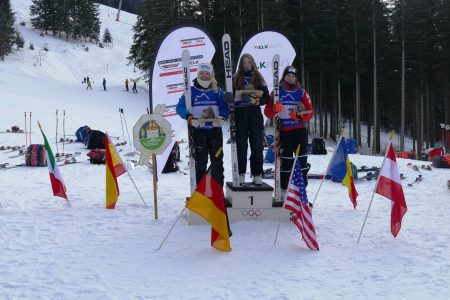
top-left (326, 137), bottom-right (358, 208)
top-left (38, 123), bottom-right (68, 200)
top-left (375, 143), bottom-right (407, 237)
top-left (185, 168), bottom-right (231, 252)
top-left (284, 158), bottom-right (319, 251)
top-left (105, 134), bottom-right (126, 209)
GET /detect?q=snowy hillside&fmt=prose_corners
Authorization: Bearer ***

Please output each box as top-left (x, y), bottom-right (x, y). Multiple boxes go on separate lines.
top-left (1, 0), bottom-right (449, 299)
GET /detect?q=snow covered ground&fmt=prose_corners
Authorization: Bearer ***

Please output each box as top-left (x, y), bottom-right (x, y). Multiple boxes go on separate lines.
top-left (0, 0), bottom-right (449, 299)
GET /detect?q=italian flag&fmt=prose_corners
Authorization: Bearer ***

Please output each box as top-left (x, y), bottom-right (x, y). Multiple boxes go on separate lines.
top-left (38, 122), bottom-right (68, 200)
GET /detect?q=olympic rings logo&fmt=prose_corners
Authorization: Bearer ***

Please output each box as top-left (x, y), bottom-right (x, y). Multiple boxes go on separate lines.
top-left (242, 209), bottom-right (262, 219)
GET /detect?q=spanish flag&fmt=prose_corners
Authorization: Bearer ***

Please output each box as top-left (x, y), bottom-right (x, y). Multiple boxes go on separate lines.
top-left (185, 168), bottom-right (232, 252)
top-left (105, 133), bottom-right (126, 209)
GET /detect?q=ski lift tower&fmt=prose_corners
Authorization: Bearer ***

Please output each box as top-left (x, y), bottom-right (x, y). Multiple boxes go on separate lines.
top-left (115, 0), bottom-right (122, 22)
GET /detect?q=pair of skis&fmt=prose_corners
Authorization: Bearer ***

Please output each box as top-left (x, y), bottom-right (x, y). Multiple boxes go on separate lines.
top-left (24, 112), bottom-right (32, 147)
top-left (181, 34), bottom-right (240, 194)
top-left (118, 107), bottom-right (131, 146)
top-left (55, 109), bottom-right (67, 154)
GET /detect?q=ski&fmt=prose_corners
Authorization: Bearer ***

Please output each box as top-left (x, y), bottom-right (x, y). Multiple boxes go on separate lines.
top-left (0, 163), bottom-right (26, 170)
top-left (272, 54), bottom-right (282, 202)
top-left (406, 163), bottom-right (420, 171)
top-left (407, 174), bottom-right (423, 187)
top-left (182, 49), bottom-right (196, 194)
top-left (420, 164), bottom-right (432, 171)
top-left (221, 33), bottom-right (240, 187)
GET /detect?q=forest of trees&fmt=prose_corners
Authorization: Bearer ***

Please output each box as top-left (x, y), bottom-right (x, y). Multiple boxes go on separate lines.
top-left (128, 0), bottom-right (450, 155)
top-left (0, 0), bottom-right (24, 60)
top-left (30, 0), bottom-right (101, 42)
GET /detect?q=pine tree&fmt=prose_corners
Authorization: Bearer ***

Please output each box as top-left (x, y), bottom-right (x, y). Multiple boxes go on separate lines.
top-left (30, 0), bottom-right (55, 35)
top-left (103, 28), bottom-right (112, 45)
top-left (0, 0), bottom-right (18, 60)
top-left (128, 0), bottom-right (179, 73)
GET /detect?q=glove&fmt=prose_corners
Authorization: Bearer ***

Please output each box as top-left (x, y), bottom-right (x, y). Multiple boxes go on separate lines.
top-left (223, 92), bottom-right (234, 104)
top-left (217, 116), bottom-right (226, 121)
top-left (290, 111), bottom-right (303, 121)
top-left (186, 114), bottom-right (193, 126)
top-left (273, 103), bottom-right (283, 113)
top-left (297, 102), bottom-right (305, 113)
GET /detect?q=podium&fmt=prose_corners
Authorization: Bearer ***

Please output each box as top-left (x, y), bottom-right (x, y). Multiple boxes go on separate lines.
top-left (188, 181), bottom-right (292, 225)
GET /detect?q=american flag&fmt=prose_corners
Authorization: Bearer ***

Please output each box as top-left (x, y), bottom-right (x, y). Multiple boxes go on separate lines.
top-left (284, 159), bottom-right (319, 251)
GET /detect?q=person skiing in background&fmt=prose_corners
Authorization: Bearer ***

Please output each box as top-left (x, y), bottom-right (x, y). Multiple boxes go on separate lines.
top-left (86, 77), bottom-right (92, 90)
top-left (176, 63), bottom-right (229, 186)
top-left (125, 78), bottom-right (129, 91)
top-left (264, 65), bottom-right (313, 198)
top-left (233, 53), bottom-right (270, 185)
top-left (103, 78), bottom-right (106, 91)
top-left (132, 81), bottom-right (138, 93)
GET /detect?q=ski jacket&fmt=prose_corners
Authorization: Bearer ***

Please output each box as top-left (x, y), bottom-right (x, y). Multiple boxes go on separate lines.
top-left (264, 81), bottom-right (313, 131)
top-left (176, 78), bottom-right (229, 129)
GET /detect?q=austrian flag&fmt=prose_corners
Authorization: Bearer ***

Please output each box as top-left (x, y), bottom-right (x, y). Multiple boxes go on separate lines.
top-left (375, 143), bottom-right (407, 237)
top-left (38, 122), bottom-right (68, 201)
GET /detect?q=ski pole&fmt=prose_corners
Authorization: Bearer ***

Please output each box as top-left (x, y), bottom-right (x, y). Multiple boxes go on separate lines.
top-left (29, 112), bottom-right (32, 145)
top-left (63, 109), bottom-right (65, 154)
top-left (119, 108), bottom-right (126, 143)
top-left (24, 112), bottom-right (27, 147)
top-left (121, 108), bottom-right (132, 145)
top-left (55, 109), bottom-right (59, 154)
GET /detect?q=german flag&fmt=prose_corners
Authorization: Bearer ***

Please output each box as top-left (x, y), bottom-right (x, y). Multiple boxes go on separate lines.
top-left (186, 168), bottom-right (232, 252)
top-left (105, 133), bottom-right (126, 209)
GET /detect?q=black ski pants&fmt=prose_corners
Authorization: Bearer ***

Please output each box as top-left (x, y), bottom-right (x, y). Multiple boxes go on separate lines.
top-left (279, 127), bottom-right (309, 189)
top-left (235, 106), bottom-right (264, 176)
top-left (193, 127), bottom-right (224, 186)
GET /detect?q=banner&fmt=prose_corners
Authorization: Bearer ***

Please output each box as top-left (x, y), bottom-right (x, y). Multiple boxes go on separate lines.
top-left (151, 26), bottom-right (216, 174)
top-left (238, 30), bottom-right (296, 92)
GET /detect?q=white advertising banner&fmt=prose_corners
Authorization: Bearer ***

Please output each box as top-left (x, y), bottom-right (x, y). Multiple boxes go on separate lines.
top-left (238, 31), bottom-right (296, 92)
top-left (151, 26), bottom-right (216, 175)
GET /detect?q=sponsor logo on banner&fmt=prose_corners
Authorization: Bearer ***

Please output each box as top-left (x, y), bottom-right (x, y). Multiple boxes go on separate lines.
top-left (158, 55), bottom-right (203, 77)
top-left (253, 42), bottom-right (282, 50)
top-left (181, 37), bottom-right (206, 48)
top-left (256, 58), bottom-right (290, 70)
top-left (166, 83), bottom-right (185, 94)
top-left (162, 104), bottom-right (178, 118)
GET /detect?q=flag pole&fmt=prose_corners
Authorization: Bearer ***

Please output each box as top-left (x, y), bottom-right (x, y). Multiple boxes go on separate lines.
top-left (273, 217), bottom-right (281, 246)
top-left (357, 131), bottom-right (394, 243)
top-left (157, 208), bottom-right (185, 251)
top-left (107, 132), bottom-right (148, 208)
top-left (274, 145), bottom-right (301, 246)
top-left (312, 134), bottom-right (344, 207)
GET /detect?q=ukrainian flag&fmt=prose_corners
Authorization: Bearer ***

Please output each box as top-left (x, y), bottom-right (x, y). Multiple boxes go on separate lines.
top-left (326, 137), bottom-right (358, 208)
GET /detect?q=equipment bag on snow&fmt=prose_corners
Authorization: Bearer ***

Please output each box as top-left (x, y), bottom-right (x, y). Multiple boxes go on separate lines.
top-left (25, 144), bottom-right (47, 167)
top-left (431, 155), bottom-right (450, 168)
top-left (75, 125), bottom-right (91, 142)
top-left (312, 138), bottom-right (327, 155)
top-left (85, 130), bottom-right (106, 150)
top-left (87, 149), bottom-right (105, 164)
top-left (162, 141), bottom-right (180, 173)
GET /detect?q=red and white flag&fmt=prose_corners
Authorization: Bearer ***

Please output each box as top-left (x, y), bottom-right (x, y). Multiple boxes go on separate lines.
top-left (375, 143), bottom-right (407, 237)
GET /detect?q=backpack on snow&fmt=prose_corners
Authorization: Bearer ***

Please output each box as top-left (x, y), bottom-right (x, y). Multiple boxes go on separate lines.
top-left (312, 138), bottom-right (327, 155)
top-left (87, 149), bottom-right (105, 164)
top-left (25, 144), bottom-right (47, 167)
top-left (75, 126), bottom-right (91, 142)
top-left (85, 130), bottom-right (106, 150)
top-left (162, 142), bottom-right (180, 173)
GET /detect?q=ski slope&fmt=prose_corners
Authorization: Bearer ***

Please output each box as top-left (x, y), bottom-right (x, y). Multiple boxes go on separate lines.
top-left (0, 0), bottom-right (449, 299)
